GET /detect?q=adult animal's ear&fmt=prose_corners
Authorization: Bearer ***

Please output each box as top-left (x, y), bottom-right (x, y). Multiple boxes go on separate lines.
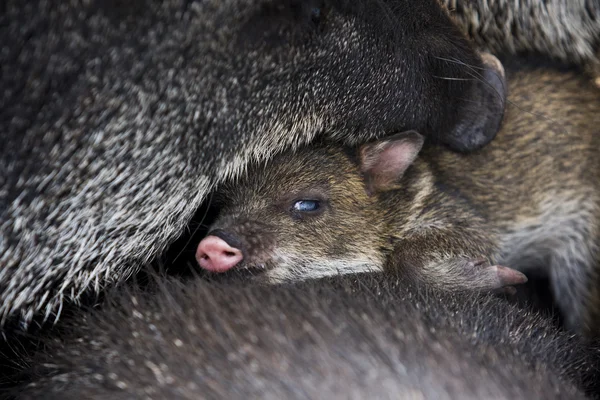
top-left (359, 130), bottom-right (424, 195)
top-left (442, 52), bottom-right (507, 152)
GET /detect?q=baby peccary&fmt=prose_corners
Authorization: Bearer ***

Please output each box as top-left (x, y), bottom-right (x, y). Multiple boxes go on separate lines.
top-left (197, 61), bottom-right (600, 337)
top-left (10, 273), bottom-right (600, 399)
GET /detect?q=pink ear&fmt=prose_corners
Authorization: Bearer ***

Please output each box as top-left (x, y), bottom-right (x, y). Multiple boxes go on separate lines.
top-left (360, 131), bottom-right (424, 194)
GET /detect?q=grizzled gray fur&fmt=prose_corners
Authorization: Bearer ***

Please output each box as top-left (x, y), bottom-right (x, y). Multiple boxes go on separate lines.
top-left (9, 272), bottom-right (600, 399)
top-left (442, 0), bottom-right (600, 82)
top-left (1, 0), bottom-right (598, 329)
top-left (0, 0), bottom-right (507, 328)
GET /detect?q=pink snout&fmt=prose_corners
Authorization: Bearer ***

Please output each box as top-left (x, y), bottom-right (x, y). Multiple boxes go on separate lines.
top-left (196, 235), bottom-right (244, 273)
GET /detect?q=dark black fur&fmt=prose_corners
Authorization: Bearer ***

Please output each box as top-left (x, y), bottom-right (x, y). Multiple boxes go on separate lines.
top-left (7, 271), bottom-right (600, 399)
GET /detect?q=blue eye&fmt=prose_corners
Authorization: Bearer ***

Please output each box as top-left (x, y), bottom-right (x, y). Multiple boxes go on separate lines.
top-left (293, 200), bottom-right (321, 212)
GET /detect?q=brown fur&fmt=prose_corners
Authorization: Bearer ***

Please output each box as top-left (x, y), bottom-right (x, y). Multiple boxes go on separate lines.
top-left (205, 60), bottom-right (600, 338)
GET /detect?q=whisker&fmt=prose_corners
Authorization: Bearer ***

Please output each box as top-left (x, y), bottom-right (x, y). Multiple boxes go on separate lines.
top-left (434, 55), bottom-right (486, 71)
top-left (433, 76), bottom-right (477, 81)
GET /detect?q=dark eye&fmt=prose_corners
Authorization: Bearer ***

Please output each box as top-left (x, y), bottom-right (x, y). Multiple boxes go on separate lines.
top-left (310, 7), bottom-right (321, 24)
top-left (293, 200), bottom-right (321, 212)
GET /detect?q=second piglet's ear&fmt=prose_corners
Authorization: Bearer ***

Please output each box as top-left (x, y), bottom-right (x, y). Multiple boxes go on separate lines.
top-left (359, 130), bottom-right (425, 195)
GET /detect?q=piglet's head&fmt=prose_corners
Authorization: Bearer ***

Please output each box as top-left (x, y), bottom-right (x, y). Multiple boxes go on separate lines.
top-left (196, 131), bottom-right (425, 282)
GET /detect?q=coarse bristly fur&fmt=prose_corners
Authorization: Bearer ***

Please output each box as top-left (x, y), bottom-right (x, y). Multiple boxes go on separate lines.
top-left (1, 0), bottom-right (598, 330)
top-left (6, 271), bottom-right (600, 399)
top-left (442, 0), bottom-right (600, 84)
top-left (199, 59), bottom-right (600, 338)
top-left (0, 0), bottom-right (513, 329)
